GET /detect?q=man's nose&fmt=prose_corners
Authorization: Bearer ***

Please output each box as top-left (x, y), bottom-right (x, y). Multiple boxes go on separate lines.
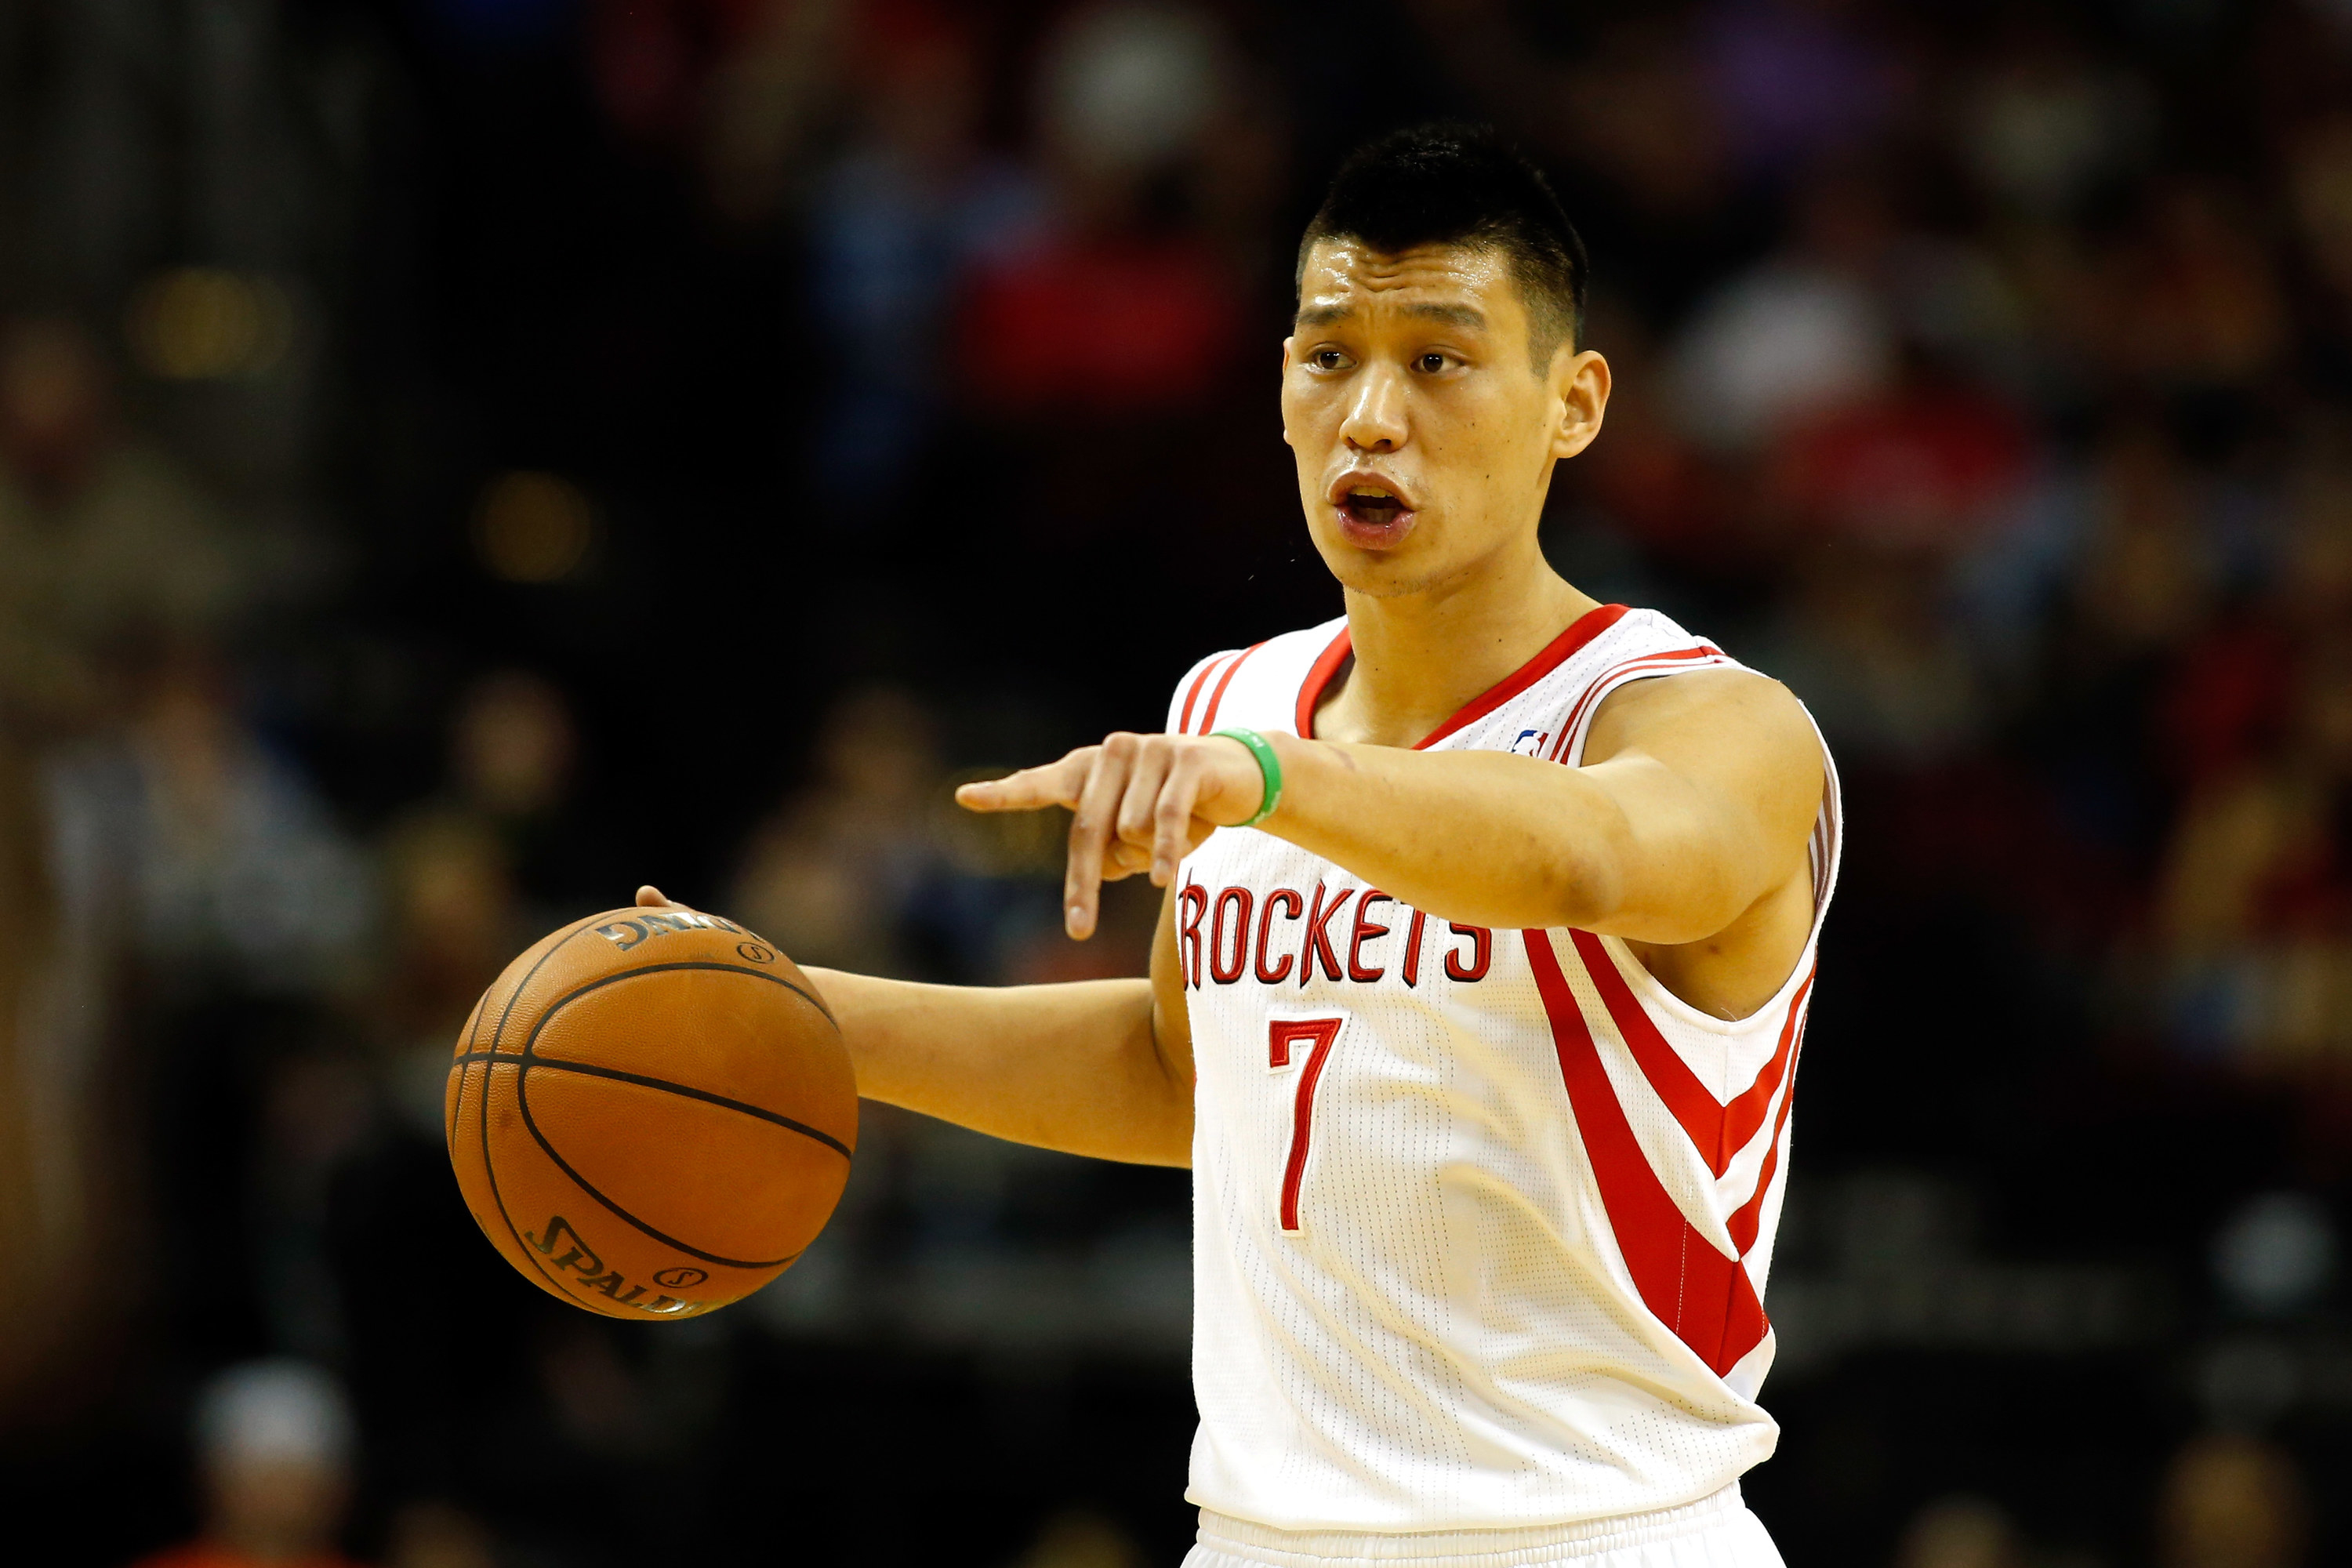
top-left (1339, 364), bottom-right (1408, 454)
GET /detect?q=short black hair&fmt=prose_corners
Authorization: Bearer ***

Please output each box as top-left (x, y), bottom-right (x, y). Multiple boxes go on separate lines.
top-left (1297, 122), bottom-right (1590, 365)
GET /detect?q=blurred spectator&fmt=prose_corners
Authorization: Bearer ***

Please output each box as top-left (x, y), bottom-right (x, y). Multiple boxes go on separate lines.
top-left (45, 642), bottom-right (372, 1001)
top-left (376, 810), bottom-right (517, 1089)
top-left (135, 1359), bottom-right (365, 1568)
top-left (449, 669), bottom-right (575, 826)
top-left (1558, 302), bottom-right (1737, 564)
top-left (441, 667), bottom-right (601, 915)
top-left (731, 685), bottom-right (945, 974)
top-left (1749, 546), bottom-right (1987, 765)
top-left (1956, 11), bottom-right (2153, 223)
top-left (2154, 634), bottom-right (2352, 1068)
top-left (2089, 179), bottom-right (2289, 399)
top-left (1668, 169), bottom-right (1899, 453)
top-left (24, 641), bottom-right (370, 1376)
top-left (808, 5), bottom-right (1045, 507)
top-left (2154, 1432), bottom-right (2308, 1568)
top-left (369, 670), bottom-right (588, 1126)
top-left (702, 0), bottom-right (855, 223)
top-left (1892, 1496), bottom-right (2024, 1568)
top-left (1672, 159), bottom-right (2038, 463)
top-left (2063, 426), bottom-right (2222, 670)
top-left (591, 0), bottom-right (852, 220)
top-left (0, 318), bottom-right (242, 738)
top-left (1769, 374), bottom-right (2031, 553)
top-left (954, 2), bottom-right (1246, 419)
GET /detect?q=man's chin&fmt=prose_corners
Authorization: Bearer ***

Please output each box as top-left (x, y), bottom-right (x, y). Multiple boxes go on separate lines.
top-left (1310, 530), bottom-right (1458, 601)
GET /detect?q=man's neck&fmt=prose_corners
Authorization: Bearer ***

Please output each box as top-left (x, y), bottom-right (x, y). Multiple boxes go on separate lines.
top-left (1317, 545), bottom-right (1599, 749)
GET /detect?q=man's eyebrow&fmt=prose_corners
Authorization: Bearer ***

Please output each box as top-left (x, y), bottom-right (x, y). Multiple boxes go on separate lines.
top-left (1402, 303), bottom-right (1487, 329)
top-left (1291, 302), bottom-right (1489, 330)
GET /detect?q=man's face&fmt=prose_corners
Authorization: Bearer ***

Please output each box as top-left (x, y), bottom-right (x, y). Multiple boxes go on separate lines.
top-left (1280, 240), bottom-right (1607, 598)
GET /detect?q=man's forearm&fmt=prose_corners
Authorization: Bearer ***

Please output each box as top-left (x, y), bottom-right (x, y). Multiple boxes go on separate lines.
top-left (1261, 734), bottom-right (1635, 932)
top-left (800, 968), bottom-right (1192, 1166)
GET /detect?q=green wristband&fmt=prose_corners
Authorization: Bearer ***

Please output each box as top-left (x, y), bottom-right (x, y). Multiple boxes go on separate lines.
top-left (1212, 728), bottom-right (1284, 828)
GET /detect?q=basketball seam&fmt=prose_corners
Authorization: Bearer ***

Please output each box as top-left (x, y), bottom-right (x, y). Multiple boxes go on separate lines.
top-left (474, 917), bottom-right (616, 1310)
top-left (507, 960), bottom-right (850, 1270)
top-left (451, 1052), bottom-right (855, 1161)
top-left (510, 960), bottom-right (848, 1150)
top-left (513, 1068), bottom-right (807, 1270)
top-left (447, 988), bottom-right (490, 1168)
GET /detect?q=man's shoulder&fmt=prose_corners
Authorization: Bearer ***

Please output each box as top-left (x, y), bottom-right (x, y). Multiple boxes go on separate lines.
top-left (1163, 616), bottom-right (1348, 737)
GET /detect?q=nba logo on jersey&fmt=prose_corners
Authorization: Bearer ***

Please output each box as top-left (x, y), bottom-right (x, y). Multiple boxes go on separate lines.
top-left (1163, 602), bottom-right (1841, 1540)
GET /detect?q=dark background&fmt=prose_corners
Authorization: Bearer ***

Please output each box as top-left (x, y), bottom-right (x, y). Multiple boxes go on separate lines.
top-left (0, 0), bottom-right (2346, 1564)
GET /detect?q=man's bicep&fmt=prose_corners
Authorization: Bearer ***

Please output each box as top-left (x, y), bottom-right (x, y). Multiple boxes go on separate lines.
top-left (1577, 671), bottom-right (1824, 936)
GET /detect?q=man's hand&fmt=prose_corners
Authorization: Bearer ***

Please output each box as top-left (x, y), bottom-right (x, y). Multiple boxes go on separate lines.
top-left (956, 732), bottom-right (1269, 940)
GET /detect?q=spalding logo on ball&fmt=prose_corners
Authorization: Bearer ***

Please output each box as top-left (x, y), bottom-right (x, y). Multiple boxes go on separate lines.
top-left (445, 904), bottom-right (855, 1319)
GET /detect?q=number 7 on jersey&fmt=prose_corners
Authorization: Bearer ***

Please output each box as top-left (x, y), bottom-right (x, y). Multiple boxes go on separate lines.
top-left (1269, 1016), bottom-right (1346, 1233)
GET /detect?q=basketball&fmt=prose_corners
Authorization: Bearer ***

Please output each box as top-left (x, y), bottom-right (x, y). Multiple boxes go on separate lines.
top-left (445, 905), bottom-right (856, 1320)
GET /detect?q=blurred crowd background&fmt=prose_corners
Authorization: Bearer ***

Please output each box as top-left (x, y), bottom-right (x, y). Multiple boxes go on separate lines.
top-left (0, 0), bottom-right (2347, 1563)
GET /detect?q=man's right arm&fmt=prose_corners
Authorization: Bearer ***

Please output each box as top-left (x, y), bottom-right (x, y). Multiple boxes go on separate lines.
top-left (638, 884), bottom-right (1196, 1167)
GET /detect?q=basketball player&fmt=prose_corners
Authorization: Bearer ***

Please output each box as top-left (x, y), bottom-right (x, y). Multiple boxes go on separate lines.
top-left (649, 123), bottom-right (1835, 1567)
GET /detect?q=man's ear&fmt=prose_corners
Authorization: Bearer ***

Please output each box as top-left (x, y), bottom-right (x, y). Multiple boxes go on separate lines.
top-left (1279, 336), bottom-right (1295, 446)
top-left (1552, 347), bottom-right (1610, 461)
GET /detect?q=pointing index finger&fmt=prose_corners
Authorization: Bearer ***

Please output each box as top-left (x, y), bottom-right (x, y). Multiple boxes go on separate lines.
top-left (956, 754), bottom-right (1091, 813)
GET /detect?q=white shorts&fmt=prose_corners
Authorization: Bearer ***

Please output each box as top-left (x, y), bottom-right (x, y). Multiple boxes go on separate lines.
top-left (1181, 1486), bottom-right (1784, 1568)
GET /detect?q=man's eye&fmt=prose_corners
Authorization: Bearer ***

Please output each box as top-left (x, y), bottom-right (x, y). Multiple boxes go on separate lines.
top-left (1417, 353), bottom-right (1450, 373)
top-left (1312, 350), bottom-right (1348, 370)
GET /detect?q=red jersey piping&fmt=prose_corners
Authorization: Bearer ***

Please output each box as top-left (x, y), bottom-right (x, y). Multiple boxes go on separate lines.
top-left (1294, 604), bottom-right (1631, 747)
top-left (1199, 641), bottom-right (1266, 735)
top-left (1178, 655), bottom-right (1227, 735)
top-left (1294, 628), bottom-right (1355, 738)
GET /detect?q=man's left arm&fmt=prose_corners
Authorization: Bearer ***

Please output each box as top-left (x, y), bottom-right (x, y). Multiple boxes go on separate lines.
top-left (957, 668), bottom-right (1824, 944)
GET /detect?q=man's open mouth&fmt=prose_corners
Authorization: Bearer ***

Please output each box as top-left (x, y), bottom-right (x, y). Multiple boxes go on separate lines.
top-left (1340, 488), bottom-right (1406, 526)
top-left (1330, 474), bottom-right (1417, 531)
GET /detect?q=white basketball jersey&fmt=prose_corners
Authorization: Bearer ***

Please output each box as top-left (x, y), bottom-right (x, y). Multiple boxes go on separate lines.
top-left (1163, 603), bottom-right (1841, 1534)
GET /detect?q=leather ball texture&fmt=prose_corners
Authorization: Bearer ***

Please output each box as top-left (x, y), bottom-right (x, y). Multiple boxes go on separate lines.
top-left (445, 906), bottom-right (855, 1320)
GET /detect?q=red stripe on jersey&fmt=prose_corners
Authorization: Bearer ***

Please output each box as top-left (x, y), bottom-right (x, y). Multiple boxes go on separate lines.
top-left (1567, 931), bottom-right (1809, 1175)
top-left (1569, 928), bottom-right (1727, 1171)
top-left (1296, 628), bottom-right (1353, 737)
top-left (1526, 930), bottom-right (1769, 1377)
top-left (1724, 969), bottom-right (1811, 1155)
top-left (1294, 604), bottom-right (1630, 745)
top-left (1728, 1011), bottom-right (1807, 1255)
top-left (1547, 647), bottom-right (1729, 763)
top-left (1417, 604), bottom-right (1628, 748)
top-left (1200, 641), bottom-right (1266, 735)
top-left (1178, 655), bottom-right (1228, 735)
